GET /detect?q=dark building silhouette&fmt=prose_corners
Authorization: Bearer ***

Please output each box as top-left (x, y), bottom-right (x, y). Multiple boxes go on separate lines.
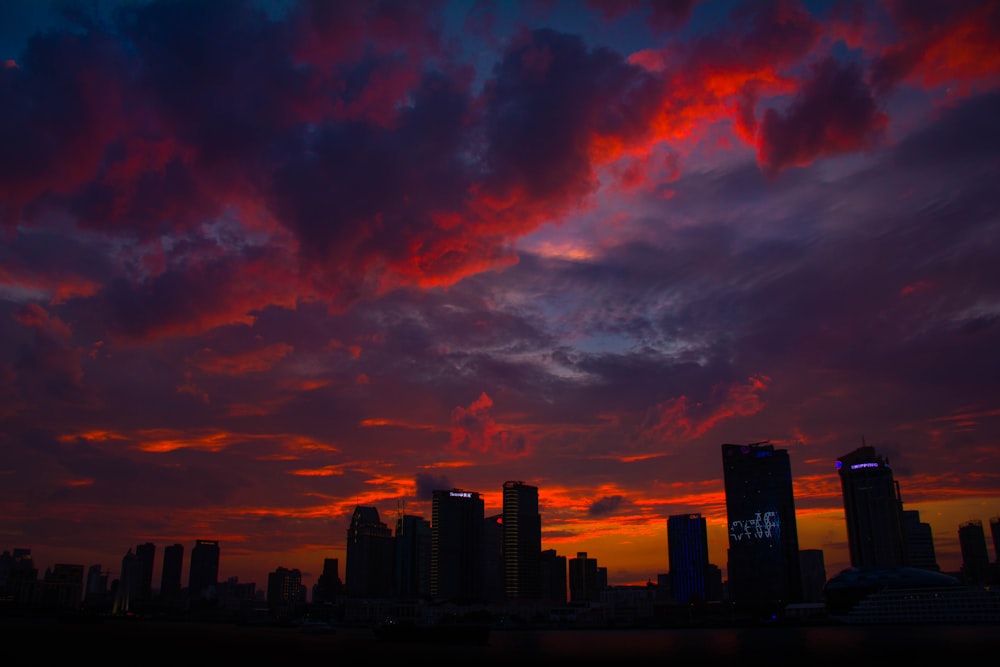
top-left (667, 513), bottom-right (709, 603)
top-left (135, 542), bottom-right (155, 602)
top-left (312, 557), bottom-right (343, 604)
top-left (160, 543), bottom-right (183, 600)
top-left (113, 548), bottom-right (138, 614)
top-left (503, 480), bottom-right (542, 601)
top-left (431, 488), bottom-right (485, 603)
top-left (705, 563), bottom-right (724, 602)
top-left (345, 506), bottom-right (393, 599)
top-left (837, 445), bottom-right (907, 569)
top-left (990, 516), bottom-right (1000, 563)
top-left (267, 566), bottom-right (304, 611)
top-left (722, 441), bottom-right (802, 615)
top-left (0, 548), bottom-right (37, 603)
top-left (540, 548), bottom-right (567, 604)
top-left (569, 551), bottom-right (605, 603)
top-left (85, 564), bottom-right (108, 603)
top-left (188, 539), bottom-right (220, 601)
top-left (902, 510), bottom-right (940, 571)
top-left (394, 513), bottom-right (431, 600)
top-left (798, 549), bottom-right (827, 602)
top-left (482, 513), bottom-right (504, 603)
top-left (958, 519), bottom-right (992, 584)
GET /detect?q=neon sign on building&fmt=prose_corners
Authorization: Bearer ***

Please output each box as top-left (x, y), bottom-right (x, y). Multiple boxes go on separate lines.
top-left (729, 511), bottom-right (780, 542)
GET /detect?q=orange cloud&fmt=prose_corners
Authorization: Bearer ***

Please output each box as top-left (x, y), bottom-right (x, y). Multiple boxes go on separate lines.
top-left (192, 342), bottom-right (294, 375)
top-left (642, 375), bottom-right (770, 444)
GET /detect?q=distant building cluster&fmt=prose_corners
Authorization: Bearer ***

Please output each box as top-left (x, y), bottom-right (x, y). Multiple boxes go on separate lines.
top-left (3, 450), bottom-right (999, 626)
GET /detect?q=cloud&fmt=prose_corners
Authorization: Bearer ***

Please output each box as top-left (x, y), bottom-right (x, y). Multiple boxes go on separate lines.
top-left (757, 57), bottom-right (887, 177)
top-left (449, 392), bottom-right (530, 456)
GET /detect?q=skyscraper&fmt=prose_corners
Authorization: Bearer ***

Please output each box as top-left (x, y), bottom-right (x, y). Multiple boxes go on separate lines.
top-left (113, 548), bottom-right (138, 614)
top-left (568, 551), bottom-right (605, 603)
top-left (135, 542), bottom-right (155, 602)
top-left (431, 488), bottom-right (485, 603)
top-left (312, 557), bottom-right (343, 604)
top-left (345, 506), bottom-right (393, 599)
top-left (958, 519), bottom-right (991, 584)
top-left (502, 480), bottom-right (542, 601)
top-left (721, 441), bottom-right (802, 614)
top-left (667, 513), bottom-right (709, 604)
top-left (990, 516), bottom-right (1000, 564)
top-left (902, 510), bottom-right (939, 571)
top-left (836, 445), bottom-right (906, 569)
top-left (189, 539), bottom-right (220, 601)
top-left (540, 548), bottom-right (567, 604)
top-left (394, 512), bottom-right (431, 600)
top-left (160, 543), bottom-right (184, 600)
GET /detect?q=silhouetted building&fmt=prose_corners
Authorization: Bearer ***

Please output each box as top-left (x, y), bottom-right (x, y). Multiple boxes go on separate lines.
top-left (799, 549), bottom-right (826, 602)
top-left (837, 445), bottom-right (907, 570)
top-left (85, 564), bottom-right (108, 602)
top-left (902, 510), bottom-right (939, 571)
top-left (113, 548), bottom-right (138, 614)
top-left (431, 488), bottom-right (485, 603)
top-left (160, 543), bottom-right (184, 600)
top-left (667, 513), bottom-right (709, 603)
top-left (394, 513), bottom-right (432, 600)
top-left (705, 563), bottom-right (724, 602)
top-left (135, 542), bottom-right (155, 602)
top-left (540, 548), bottom-right (567, 604)
top-left (569, 551), bottom-right (605, 603)
top-left (503, 480), bottom-right (542, 601)
top-left (482, 513), bottom-right (504, 602)
top-left (267, 566), bottom-right (304, 611)
top-left (991, 516), bottom-right (1000, 563)
top-left (0, 548), bottom-right (37, 602)
top-left (345, 506), bottom-right (393, 599)
top-left (312, 557), bottom-right (344, 604)
top-left (722, 441), bottom-right (803, 615)
top-left (189, 539), bottom-right (220, 601)
top-left (959, 519), bottom-right (992, 584)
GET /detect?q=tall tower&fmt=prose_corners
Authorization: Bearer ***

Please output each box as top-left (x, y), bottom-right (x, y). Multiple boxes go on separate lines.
top-left (667, 513), bottom-right (709, 603)
top-left (836, 445), bottom-right (906, 569)
top-left (160, 543), bottom-right (184, 600)
top-left (721, 441), bottom-right (802, 614)
top-left (902, 510), bottom-right (939, 571)
top-left (502, 480), bottom-right (542, 601)
top-left (394, 512), bottom-right (432, 600)
top-left (431, 488), bottom-right (485, 603)
top-left (345, 506), bottom-right (394, 599)
top-left (135, 542), bottom-right (155, 602)
top-left (958, 519), bottom-right (992, 584)
top-left (113, 548), bottom-right (138, 615)
top-left (188, 539), bottom-right (220, 601)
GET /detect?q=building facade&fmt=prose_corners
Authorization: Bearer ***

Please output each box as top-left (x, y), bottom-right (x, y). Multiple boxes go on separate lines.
top-left (502, 480), bottom-right (542, 601)
top-left (667, 513), bottom-right (709, 604)
top-left (431, 488), bottom-right (485, 603)
top-left (188, 539), bottom-right (220, 601)
top-left (837, 445), bottom-right (907, 569)
top-left (345, 506), bottom-right (394, 599)
top-left (721, 441), bottom-right (802, 614)
top-left (394, 513), bottom-right (431, 600)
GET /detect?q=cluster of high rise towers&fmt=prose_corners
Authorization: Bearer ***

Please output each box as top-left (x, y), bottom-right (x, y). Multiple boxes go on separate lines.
top-left (2, 442), bottom-right (997, 618)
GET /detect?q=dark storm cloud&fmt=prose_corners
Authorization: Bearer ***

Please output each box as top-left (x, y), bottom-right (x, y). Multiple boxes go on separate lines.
top-left (415, 472), bottom-right (453, 499)
top-left (757, 57), bottom-right (887, 177)
top-left (588, 494), bottom-right (625, 516)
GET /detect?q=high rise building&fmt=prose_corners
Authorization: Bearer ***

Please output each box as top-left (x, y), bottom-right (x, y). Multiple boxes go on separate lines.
top-left (721, 441), bottom-right (803, 613)
top-left (902, 510), bottom-right (939, 571)
top-left (990, 516), bottom-right (1000, 564)
top-left (160, 543), bottom-right (184, 600)
top-left (568, 551), bottom-right (605, 603)
top-left (135, 542), bottom-right (155, 602)
top-left (345, 506), bottom-right (394, 599)
top-left (836, 445), bottom-right (906, 569)
top-left (266, 566), bottom-right (304, 609)
top-left (667, 513), bottom-right (709, 603)
top-left (113, 548), bottom-right (138, 614)
top-left (431, 488), bottom-right (485, 603)
top-left (394, 512), bottom-right (432, 600)
top-left (188, 539), bottom-right (220, 601)
top-left (540, 548), bottom-right (567, 604)
top-left (482, 513), bottom-right (504, 603)
top-left (798, 549), bottom-right (826, 603)
top-left (85, 564), bottom-right (108, 602)
top-left (958, 519), bottom-right (991, 584)
top-left (312, 557), bottom-right (343, 604)
top-left (502, 480), bottom-right (542, 601)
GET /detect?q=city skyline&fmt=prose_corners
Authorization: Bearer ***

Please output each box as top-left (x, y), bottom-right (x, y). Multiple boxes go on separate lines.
top-left (1, 0), bottom-right (999, 595)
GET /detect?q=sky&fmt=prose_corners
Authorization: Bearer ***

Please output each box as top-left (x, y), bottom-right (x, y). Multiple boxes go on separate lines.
top-left (1, 0), bottom-right (999, 595)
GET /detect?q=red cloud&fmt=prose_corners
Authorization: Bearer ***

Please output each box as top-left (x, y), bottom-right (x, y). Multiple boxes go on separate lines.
top-left (192, 343), bottom-right (295, 375)
top-left (449, 392), bottom-right (530, 456)
top-left (641, 375), bottom-right (770, 443)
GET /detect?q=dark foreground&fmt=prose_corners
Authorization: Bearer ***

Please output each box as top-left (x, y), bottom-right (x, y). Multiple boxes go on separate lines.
top-left (2, 616), bottom-right (998, 666)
